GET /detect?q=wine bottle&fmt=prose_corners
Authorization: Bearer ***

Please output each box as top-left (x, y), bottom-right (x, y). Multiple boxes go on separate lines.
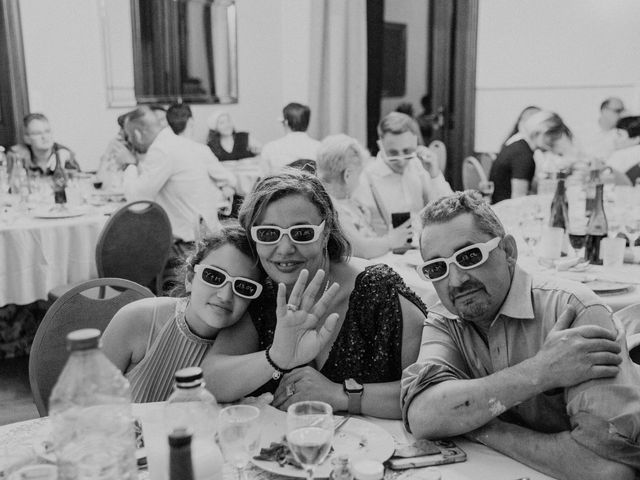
top-left (52, 149), bottom-right (68, 205)
top-left (584, 167), bottom-right (601, 217)
top-left (584, 183), bottom-right (608, 264)
top-left (549, 176), bottom-right (571, 256)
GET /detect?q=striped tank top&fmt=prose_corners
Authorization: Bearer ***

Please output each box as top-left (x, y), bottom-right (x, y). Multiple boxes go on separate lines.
top-left (126, 298), bottom-right (216, 403)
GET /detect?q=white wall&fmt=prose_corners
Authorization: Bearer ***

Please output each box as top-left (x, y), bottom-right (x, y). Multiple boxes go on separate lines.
top-left (380, 0), bottom-right (429, 119)
top-left (19, 0), bottom-right (313, 171)
top-left (475, 0), bottom-right (640, 153)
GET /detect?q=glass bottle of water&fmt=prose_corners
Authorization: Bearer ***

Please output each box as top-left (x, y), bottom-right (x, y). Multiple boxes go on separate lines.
top-left (165, 367), bottom-right (223, 480)
top-left (169, 428), bottom-right (195, 480)
top-left (49, 329), bottom-right (138, 480)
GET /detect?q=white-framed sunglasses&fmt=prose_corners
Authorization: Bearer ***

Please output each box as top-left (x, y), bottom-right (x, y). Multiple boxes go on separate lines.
top-left (250, 220), bottom-right (326, 245)
top-left (377, 139), bottom-right (417, 162)
top-left (193, 264), bottom-right (263, 299)
top-left (416, 237), bottom-right (502, 282)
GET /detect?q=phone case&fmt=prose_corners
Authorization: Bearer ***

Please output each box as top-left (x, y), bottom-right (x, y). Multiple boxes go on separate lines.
top-left (387, 440), bottom-right (467, 470)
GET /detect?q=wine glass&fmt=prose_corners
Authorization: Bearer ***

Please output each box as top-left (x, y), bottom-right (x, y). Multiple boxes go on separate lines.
top-left (568, 228), bottom-right (587, 259)
top-left (217, 405), bottom-right (261, 480)
top-left (286, 401), bottom-right (333, 480)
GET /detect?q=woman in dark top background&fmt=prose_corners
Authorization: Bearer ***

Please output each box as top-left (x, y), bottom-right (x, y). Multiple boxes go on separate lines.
top-left (206, 112), bottom-right (261, 161)
top-left (201, 169), bottom-right (426, 419)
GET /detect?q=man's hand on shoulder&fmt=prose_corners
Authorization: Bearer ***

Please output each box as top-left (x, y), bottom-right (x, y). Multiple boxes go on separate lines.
top-left (531, 306), bottom-right (622, 391)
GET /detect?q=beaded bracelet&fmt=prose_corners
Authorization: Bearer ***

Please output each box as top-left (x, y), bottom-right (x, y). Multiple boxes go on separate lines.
top-left (265, 345), bottom-right (292, 380)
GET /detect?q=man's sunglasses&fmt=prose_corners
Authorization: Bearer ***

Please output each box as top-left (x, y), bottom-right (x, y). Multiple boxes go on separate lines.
top-left (250, 221), bottom-right (326, 245)
top-left (377, 140), bottom-right (417, 162)
top-left (416, 237), bottom-right (501, 282)
top-left (194, 264), bottom-right (263, 299)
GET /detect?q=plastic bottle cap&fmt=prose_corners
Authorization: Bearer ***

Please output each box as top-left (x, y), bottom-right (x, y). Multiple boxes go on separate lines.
top-left (169, 427), bottom-right (193, 447)
top-left (66, 328), bottom-right (101, 351)
top-left (174, 366), bottom-right (204, 388)
top-left (352, 459), bottom-right (384, 480)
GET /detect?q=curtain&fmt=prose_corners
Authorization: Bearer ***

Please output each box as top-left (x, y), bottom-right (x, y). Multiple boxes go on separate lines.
top-left (308, 0), bottom-right (367, 146)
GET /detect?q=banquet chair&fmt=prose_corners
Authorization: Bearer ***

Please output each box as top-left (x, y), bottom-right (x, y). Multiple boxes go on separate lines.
top-left (48, 200), bottom-right (173, 301)
top-left (462, 156), bottom-right (488, 191)
top-left (428, 140), bottom-right (447, 174)
top-left (613, 302), bottom-right (640, 364)
top-left (30, 278), bottom-right (154, 416)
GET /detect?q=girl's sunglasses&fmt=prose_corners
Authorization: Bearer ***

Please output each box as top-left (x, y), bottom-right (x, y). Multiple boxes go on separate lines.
top-left (193, 264), bottom-right (262, 299)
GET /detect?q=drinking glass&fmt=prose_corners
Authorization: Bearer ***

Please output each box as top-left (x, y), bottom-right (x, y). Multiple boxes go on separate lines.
top-left (217, 405), bottom-right (261, 480)
top-left (568, 229), bottom-right (587, 259)
top-left (286, 401), bottom-right (333, 480)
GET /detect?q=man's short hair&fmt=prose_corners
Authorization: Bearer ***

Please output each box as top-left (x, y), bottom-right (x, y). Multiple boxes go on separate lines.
top-left (124, 106), bottom-right (154, 130)
top-left (421, 190), bottom-right (506, 239)
top-left (283, 103), bottom-right (311, 132)
top-left (316, 134), bottom-right (367, 184)
top-left (148, 103), bottom-right (166, 114)
top-left (23, 113), bottom-right (49, 129)
top-left (166, 103), bottom-right (193, 134)
top-left (377, 111), bottom-right (420, 138)
top-left (600, 97), bottom-right (624, 111)
top-left (617, 116), bottom-right (640, 139)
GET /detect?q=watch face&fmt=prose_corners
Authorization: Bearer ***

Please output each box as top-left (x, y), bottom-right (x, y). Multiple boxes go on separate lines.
top-left (344, 378), bottom-right (363, 393)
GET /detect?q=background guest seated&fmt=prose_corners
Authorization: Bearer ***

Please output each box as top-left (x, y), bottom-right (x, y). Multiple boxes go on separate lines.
top-left (202, 169), bottom-right (427, 419)
top-left (9, 113), bottom-right (80, 175)
top-left (206, 111), bottom-right (261, 161)
top-left (606, 116), bottom-right (640, 184)
top-left (316, 134), bottom-right (412, 259)
top-left (102, 224), bottom-right (263, 403)
top-left (403, 191), bottom-right (640, 480)
top-left (96, 112), bottom-right (136, 191)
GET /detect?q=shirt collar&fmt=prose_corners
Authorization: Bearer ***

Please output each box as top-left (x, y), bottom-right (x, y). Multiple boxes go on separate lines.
top-left (428, 265), bottom-right (535, 321)
top-left (371, 153), bottom-right (398, 177)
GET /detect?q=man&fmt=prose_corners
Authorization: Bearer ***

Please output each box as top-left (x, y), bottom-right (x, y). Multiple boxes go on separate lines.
top-left (261, 102), bottom-right (320, 173)
top-left (607, 115), bottom-right (640, 184)
top-left (402, 191), bottom-right (640, 479)
top-left (352, 112), bottom-right (452, 235)
top-left (583, 97), bottom-right (639, 158)
top-left (9, 113), bottom-right (80, 175)
top-left (166, 103), bottom-right (195, 139)
top-left (121, 106), bottom-right (236, 248)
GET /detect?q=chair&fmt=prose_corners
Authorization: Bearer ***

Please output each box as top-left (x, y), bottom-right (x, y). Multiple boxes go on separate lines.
top-left (613, 303), bottom-right (640, 364)
top-left (30, 278), bottom-right (154, 416)
top-left (462, 156), bottom-right (488, 191)
top-left (428, 140), bottom-right (447, 174)
top-left (48, 200), bottom-right (173, 301)
top-left (477, 152), bottom-right (496, 179)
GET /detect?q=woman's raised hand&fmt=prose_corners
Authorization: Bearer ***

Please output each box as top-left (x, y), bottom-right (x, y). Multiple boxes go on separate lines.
top-left (268, 269), bottom-right (340, 370)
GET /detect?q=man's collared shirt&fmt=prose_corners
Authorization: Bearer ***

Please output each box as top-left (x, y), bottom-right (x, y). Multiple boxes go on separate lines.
top-left (123, 128), bottom-right (235, 242)
top-left (261, 131), bottom-right (320, 174)
top-left (401, 266), bottom-right (640, 468)
top-left (352, 153), bottom-right (453, 235)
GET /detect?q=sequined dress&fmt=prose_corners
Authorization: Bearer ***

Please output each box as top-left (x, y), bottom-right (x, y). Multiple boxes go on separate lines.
top-left (249, 264), bottom-right (428, 391)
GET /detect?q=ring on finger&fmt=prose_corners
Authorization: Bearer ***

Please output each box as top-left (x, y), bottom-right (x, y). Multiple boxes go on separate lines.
top-left (285, 383), bottom-right (295, 397)
top-left (286, 303), bottom-right (298, 312)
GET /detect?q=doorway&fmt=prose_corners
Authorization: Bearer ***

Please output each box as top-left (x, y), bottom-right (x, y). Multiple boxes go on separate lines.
top-left (0, 0), bottom-right (29, 149)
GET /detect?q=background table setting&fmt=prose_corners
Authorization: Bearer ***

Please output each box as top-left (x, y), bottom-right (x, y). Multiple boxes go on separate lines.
top-left (0, 401), bottom-right (555, 480)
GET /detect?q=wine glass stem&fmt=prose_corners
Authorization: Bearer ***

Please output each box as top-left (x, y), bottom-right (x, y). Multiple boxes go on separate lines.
top-left (306, 467), bottom-right (314, 480)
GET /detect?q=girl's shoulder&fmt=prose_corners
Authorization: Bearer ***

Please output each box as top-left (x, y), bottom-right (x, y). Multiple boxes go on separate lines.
top-left (114, 297), bottom-right (178, 330)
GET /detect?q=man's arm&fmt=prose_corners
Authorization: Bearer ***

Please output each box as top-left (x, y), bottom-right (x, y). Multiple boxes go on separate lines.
top-left (468, 419), bottom-right (635, 480)
top-left (122, 149), bottom-right (172, 202)
top-left (204, 148), bottom-right (237, 189)
top-left (405, 307), bottom-right (621, 439)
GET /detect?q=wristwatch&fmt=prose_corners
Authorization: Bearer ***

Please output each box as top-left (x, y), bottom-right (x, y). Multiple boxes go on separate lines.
top-left (343, 378), bottom-right (364, 414)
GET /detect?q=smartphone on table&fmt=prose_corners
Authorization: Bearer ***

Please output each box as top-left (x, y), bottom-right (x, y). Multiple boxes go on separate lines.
top-left (387, 439), bottom-right (467, 470)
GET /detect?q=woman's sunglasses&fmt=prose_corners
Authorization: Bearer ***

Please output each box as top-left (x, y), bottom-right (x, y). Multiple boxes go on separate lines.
top-left (250, 221), bottom-right (326, 245)
top-left (193, 264), bottom-right (262, 299)
top-left (416, 237), bottom-right (501, 282)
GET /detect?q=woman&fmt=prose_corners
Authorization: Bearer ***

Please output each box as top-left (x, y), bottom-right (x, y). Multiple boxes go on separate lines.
top-left (206, 112), bottom-right (261, 161)
top-left (101, 223), bottom-right (264, 403)
top-left (203, 169), bottom-right (427, 419)
top-left (316, 134), bottom-right (412, 258)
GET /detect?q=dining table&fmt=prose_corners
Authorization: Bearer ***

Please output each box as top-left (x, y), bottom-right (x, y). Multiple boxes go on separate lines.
top-left (0, 402), bottom-right (556, 480)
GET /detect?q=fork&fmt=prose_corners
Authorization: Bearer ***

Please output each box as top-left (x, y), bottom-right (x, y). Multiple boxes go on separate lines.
top-left (333, 416), bottom-right (351, 433)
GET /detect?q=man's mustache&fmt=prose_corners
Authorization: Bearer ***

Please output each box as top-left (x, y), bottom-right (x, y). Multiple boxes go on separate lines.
top-left (449, 280), bottom-right (485, 301)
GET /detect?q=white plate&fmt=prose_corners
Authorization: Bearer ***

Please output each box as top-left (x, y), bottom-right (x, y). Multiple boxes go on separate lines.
top-left (31, 207), bottom-right (87, 219)
top-left (252, 417), bottom-right (395, 478)
top-left (586, 281), bottom-right (632, 295)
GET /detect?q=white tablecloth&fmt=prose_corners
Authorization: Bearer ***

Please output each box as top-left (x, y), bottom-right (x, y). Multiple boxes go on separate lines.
top-left (221, 158), bottom-right (264, 196)
top-left (0, 403), bottom-right (555, 480)
top-left (0, 206), bottom-right (114, 307)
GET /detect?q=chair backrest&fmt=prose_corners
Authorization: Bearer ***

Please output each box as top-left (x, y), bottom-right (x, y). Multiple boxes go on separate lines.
top-left (29, 278), bottom-right (154, 416)
top-left (96, 201), bottom-right (173, 289)
top-left (462, 156), bottom-right (488, 191)
top-left (428, 140), bottom-right (447, 173)
top-left (477, 152), bottom-right (496, 179)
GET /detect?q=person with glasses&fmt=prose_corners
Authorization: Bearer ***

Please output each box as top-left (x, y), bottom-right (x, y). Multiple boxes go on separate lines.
top-left (402, 191), bottom-right (640, 479)
top-left (352, 112), bottom-right (452, 236)
top-left (202, 169), bottom-right (427, 419)
top-left (582, 97), bottom-right (639, 159)
top-left (101, 223), bottom-right (264, 403)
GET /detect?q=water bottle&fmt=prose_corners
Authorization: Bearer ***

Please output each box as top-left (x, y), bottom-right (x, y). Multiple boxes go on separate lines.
top-left (169, 429), bottom-right (195, 480)
top-left (49, 329), bottom-right (138, 480)
top-left (165, 367), bottom-right (223, 479)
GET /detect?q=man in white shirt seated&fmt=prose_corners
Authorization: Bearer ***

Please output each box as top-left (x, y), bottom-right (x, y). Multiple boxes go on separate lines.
top-left (352, 112), bottom-right (453, 235)
top-left (121, 106), bottom-right (236, 246)
top-left (582, 97), bottom-right (639, 159)
top-left (261, 102), bottom-right (321, 173)
top-left (606, 115), bottom-right (640, 184)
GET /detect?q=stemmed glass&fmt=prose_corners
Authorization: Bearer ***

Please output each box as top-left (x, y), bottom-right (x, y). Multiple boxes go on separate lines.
top-left (286, 401), bottom-right (334, 480)
top-left (217, 405), bottom-right (261, 480)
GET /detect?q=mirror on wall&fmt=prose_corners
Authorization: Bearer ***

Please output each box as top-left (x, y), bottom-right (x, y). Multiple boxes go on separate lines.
top-left (99, 0), bottom-right (238, 107)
